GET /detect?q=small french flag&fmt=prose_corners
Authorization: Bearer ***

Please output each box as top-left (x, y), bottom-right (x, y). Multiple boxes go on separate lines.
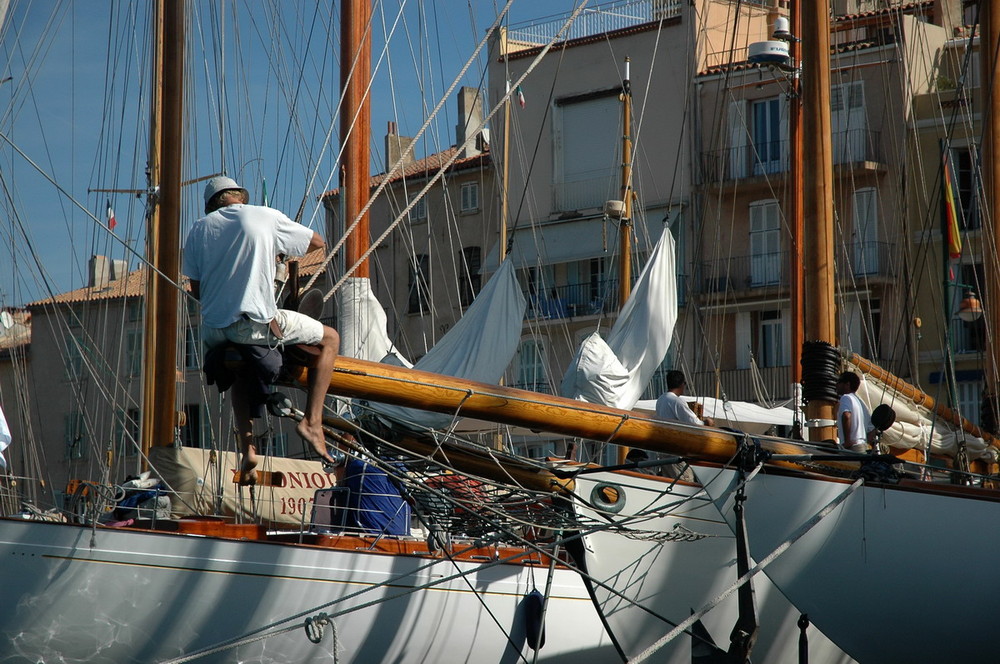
top-left (106, 199), bottom-right (117, 230)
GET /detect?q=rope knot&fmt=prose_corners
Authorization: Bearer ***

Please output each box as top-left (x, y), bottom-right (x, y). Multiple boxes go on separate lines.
top-left (304, 612), bottom-right (331, 644)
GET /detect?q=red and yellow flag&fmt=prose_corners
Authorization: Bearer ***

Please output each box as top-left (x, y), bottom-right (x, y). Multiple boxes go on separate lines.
top-left (943, 150), bottom-right (961, 259)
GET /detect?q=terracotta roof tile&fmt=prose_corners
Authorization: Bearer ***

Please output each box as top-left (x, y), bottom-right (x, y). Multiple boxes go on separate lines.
top-left (29, 248), bottom-right (328, 307)
top-left (321, 145), bottom-right (491, 199)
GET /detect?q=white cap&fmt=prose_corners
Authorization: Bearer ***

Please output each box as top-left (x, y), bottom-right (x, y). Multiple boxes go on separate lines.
top-left (203, 176), bottom-right (244, 204)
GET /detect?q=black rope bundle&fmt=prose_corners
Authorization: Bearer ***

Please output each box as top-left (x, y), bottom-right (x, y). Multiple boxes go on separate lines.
top-left (801, 340), bottom-right (839, 403)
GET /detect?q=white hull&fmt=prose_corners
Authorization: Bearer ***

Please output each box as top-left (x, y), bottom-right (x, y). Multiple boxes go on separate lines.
top-left (573, 471), bottom-right (855, 663)
top-left (702, 466), bottom-right (1000, 663)
top-left (0, 517), bottom-right (616, 663)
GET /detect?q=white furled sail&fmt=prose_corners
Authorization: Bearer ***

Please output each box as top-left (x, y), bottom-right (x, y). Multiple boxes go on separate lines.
top-left (337, 277), bottom-right (412, 366)
top-left (370, 259), bottom-right (526, 429)
top-left (856, 373), bottom-right (998, 462)
top-left (560, 227), bottom-right (677, 409)
top-left (634, 396), bottom-right (795, 435)
top-left (0, 404), bottom-right (10, 469)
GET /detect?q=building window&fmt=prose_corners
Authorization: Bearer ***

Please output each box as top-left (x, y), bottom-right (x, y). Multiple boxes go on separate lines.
top-left (851, 187), bottom-right (879, 275)
top-left (459, 246), bottom-right (482, 306)
top-left (117, 408), bottom-right (140, 458)
top-left (65, 412), bottom-right (87, 460)
top-left (515, 339), bottom-right (548, 393)
top-left (65, 331), bottom-right (85, 380)
top-left (128, 299), bottom-right (143, 322)
top-left (843, 298), bottom-right (882, 360)
top-left (460, 182), bottom-right (479, 212)
top-left (751, 97), bottom-right (784, 175)
top-left (868, 298), bottom-right (882, 359)
top-left (126, 328), bottom-right (143, 377)
top-left (759, 309), bottom-right (787, 368)
top-left (185, 325), bottom-right (201, 370)
top-left (555, 92), bottom-right (619, 211)
top-left (951, 145), bottom-right (981, 230)
top-left (408, 253), bottom-right (431, 314)
top-left (750, 200), bottom-right (781, 286)
top-left (181, 403), bottom-right (205, 448)
top-left (411, 196), bottom-right (427, 221)
top-left (956, 379), bottom-right (982, 426)
top-left (831, 81), bottom-right (867, 163)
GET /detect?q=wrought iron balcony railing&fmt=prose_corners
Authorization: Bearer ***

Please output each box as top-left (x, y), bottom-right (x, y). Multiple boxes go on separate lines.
top-left (697, 242), bottom-right (896, 295)
top-left (700, 129), bottom-right (883, 183)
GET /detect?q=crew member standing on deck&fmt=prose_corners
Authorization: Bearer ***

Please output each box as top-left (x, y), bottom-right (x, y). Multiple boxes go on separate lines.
top-left (836, 371), bottom-right (872, 452)
top-left (183, 176), bottom-right (339, 482)
top-left (653, 370), bottom-right (710, 481)
top-left (655, 370), bottom-right (713, 427)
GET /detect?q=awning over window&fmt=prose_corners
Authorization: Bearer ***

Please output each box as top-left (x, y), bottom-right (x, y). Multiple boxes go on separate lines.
top-left (483, 217), bottom-right (609, 271)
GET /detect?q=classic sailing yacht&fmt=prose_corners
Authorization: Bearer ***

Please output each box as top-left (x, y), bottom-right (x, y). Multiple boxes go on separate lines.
top-left (310, 1), bottom-right (1000, 662)
top-left (3, 1), bottom-right (987, 663)
top-left (696, 3), bottom-right (1000, 663)
top-left (0, 2), bottom-right (619, 662)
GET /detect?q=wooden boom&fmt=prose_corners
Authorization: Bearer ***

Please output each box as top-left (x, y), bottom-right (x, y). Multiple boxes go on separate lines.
top-left (287, 356), bottom-right (859, 474)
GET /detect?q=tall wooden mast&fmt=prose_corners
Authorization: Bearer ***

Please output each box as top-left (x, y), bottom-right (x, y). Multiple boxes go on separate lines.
top-left (788, 0), bottom-right (804, 428)
top-left (617, 57), bottom-right (634, 308)
top-left (801, 0), bottom-right (837, 442)
top-left (142, 0), bottom-right (184, 456)
top-left (615, 57), bottom-right (634, 464)
top-left (340, 0), bottom-right (372, 278)
top-left (982, 2), bottom-right (1000, 430)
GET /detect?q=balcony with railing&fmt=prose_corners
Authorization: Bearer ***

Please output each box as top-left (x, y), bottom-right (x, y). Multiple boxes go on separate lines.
top-left (505, 0), bottom-right (682, 47)
top-left (553, 174), bottom-right (616, 212)
top-left (691, 366), bottom-right (793, 403)
top-left (698, 251), bottom-right (789, 293)
top-left (950, 318), bottom-right (986, 355)
top-left (697, 242), bottom-right (896, 296)
top-left (526, 280), bottom-right (621, 320)
top-left (524, 274), bottom-right (688, 321)
top-left (700, 129), bottom-right (883, 184)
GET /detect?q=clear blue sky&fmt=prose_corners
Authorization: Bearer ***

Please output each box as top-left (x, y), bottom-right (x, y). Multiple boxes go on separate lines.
top-left (0, 1), bottom-right (580, 308)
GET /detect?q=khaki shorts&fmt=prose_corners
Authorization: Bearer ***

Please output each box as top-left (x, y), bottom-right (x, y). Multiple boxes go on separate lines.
top-left (204, 310), bottom-right (324, 349)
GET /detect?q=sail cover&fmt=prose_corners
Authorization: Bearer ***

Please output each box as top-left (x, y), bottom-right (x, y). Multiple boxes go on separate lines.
top-left (369, 260), bottom-right (526, 430)
top-left (560, 228), bottom-right (677, 410)
top-left (336, 277), bottom-right (411, 366)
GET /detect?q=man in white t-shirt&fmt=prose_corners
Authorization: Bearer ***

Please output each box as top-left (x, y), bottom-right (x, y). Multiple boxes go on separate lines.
top-left (183, 176), bottom-right (339, 482)
top-left (836, 371), bottom-right (872, 453)
top-left (655, 370), bottom-right (713, 427)
top-left (653, 370), bottom-right (712, 481)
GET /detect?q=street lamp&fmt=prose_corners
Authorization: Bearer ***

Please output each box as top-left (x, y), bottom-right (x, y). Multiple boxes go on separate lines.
top-left (958, 290), bottom-right (984, 323)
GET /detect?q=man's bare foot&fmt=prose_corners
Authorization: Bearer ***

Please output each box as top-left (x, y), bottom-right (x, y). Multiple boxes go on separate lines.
top-left (238, 445), bottom-right (259, 485)
top-left (297, 420), bottom-right (335, 464)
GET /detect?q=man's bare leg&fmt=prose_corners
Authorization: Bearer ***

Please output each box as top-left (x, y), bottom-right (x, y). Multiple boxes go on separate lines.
top-left (296, 325), bottom-right (339, 464)
top-left (232, 381), bottom-right (259, 484)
